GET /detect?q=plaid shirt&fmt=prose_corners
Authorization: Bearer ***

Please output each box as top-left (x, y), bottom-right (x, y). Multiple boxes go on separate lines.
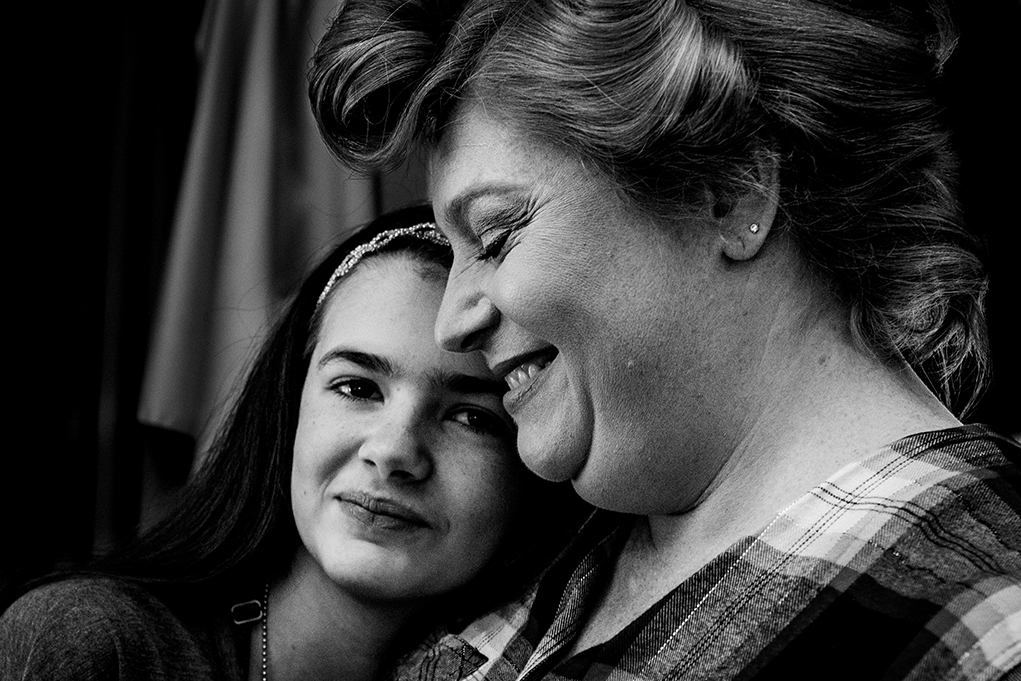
top-left (393, 425), bottom-right (1021, 681)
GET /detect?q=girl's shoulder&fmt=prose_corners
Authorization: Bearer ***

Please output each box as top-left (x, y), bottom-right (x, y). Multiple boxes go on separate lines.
top-left (3, 576), bottom-right (150, 639)
top-left (1, 576), bottom-right (238, 681)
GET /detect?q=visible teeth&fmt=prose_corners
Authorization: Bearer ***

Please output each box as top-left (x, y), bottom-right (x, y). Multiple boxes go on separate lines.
top-left (505, 357), bottom-right (552, 391)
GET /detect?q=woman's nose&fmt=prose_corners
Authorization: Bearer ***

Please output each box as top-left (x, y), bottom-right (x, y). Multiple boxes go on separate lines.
top-left (357, 418), bottom-right (432, 482)
top-left (435, 266), bottom-right (499, 353)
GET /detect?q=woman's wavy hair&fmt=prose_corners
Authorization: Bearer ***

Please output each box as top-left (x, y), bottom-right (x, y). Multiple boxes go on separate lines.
top-left (4, 204), bottom-right (583, 618)
top-left (310, 0), bottom-right (990, 415)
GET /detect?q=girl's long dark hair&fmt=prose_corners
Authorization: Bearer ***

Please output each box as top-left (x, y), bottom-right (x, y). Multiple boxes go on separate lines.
top-left (3, 205), bottom-right (436, 610)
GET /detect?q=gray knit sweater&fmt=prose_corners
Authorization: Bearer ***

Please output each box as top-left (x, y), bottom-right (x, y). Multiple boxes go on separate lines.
top-left (1, 577), bottom-right (246, 680)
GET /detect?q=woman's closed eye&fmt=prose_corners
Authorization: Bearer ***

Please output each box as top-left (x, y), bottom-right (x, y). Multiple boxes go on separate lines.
top-left (331, 377), bottom-right (383, 402)
top-left (479, 227), bottom-right (513, 261)
top-left (475, 203), bottom-right (532, 262)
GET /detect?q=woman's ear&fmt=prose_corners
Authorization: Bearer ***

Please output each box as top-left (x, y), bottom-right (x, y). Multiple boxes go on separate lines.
top-left (715, 154), bottom-right (779, 262)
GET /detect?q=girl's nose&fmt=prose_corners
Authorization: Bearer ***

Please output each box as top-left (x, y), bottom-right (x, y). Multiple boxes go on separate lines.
top-left (435, 266), bottom-right (500, 353)
top-left (357, 418), bottom-right (432, 482)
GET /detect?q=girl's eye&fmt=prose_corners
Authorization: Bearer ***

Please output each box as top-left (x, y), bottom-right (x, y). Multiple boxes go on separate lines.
top-left (332, 378), bottom-right (382, 402)
top-left (450, 408), bottom-right (512, 438)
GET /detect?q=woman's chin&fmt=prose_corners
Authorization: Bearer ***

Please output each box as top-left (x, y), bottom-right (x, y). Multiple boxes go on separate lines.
top-left (517, 425), bottom-right (589, 483)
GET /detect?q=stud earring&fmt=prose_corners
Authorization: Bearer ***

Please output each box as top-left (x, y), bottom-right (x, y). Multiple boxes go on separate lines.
top-left (749, 223), bottom-right (760, 234)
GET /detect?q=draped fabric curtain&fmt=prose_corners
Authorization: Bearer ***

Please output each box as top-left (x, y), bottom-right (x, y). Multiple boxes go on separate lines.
top-left (138, 0), bottom-right (423, 469)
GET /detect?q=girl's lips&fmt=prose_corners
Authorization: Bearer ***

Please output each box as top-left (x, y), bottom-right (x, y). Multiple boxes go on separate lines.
top-left (336, 492), bottom-right (430, 530)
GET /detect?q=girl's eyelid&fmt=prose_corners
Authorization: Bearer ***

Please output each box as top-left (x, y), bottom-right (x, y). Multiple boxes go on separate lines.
top-left (448, 403), bottom-right (515, 437)
top-left (328, 376), bottom-right (384, 401)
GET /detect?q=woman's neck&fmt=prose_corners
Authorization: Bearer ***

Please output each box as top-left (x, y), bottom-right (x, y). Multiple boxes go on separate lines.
top-left (570, 305), bottom-right (962, 656)
top-left (251, 549), bottom-right (426, 681)
top-left (646, 299), bottom-right (960, 574)
top-left (568, 254), bottom-right (963, 656)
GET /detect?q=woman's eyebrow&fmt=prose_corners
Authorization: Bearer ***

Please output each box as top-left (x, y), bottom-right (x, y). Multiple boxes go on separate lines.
top-left (317, 348), bottom-right (394, 375)
top-left (444, 183), bottom-right (528, 233)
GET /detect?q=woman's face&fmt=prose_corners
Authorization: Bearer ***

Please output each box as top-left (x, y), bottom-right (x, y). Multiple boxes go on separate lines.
top-left (292, 255), bottom-right (523, 602)
top-left (429, 104), bottom-right (756, 514)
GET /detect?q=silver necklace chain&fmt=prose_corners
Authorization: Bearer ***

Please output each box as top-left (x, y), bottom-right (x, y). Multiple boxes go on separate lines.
top-left (260, 581), bottom-right (270, 681)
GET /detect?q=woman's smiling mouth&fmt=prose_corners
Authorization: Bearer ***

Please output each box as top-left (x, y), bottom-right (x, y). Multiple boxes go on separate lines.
top-left (504, 355), bottom-right (555, 390)
top-left (499, 349), bottom-right (559, 409)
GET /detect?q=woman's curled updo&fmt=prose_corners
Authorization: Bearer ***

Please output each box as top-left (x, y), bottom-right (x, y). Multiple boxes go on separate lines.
top-left (310, 0), bottom-right (988, 414)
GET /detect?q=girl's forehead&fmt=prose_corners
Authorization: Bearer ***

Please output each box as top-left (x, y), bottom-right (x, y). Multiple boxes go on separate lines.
top-left (319, 258), bottom-right (439, 337)
top-left (313, 258), bottom-right (494, 381)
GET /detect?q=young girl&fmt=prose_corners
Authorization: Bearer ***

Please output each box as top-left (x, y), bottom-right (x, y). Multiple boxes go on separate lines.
top-left (1, 205), bottom-right (581, 680)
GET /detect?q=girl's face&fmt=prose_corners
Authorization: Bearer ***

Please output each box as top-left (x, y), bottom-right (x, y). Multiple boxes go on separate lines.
top-left (429, 104), bottom-right (757, 515)
top-left (291, 255), bottom-right (523, 602)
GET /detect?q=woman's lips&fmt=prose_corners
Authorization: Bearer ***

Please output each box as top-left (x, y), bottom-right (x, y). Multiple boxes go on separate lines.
top-left (336, 492), bottom-right (429, 530)
top-left (500, 348), bottom-right (559, 411)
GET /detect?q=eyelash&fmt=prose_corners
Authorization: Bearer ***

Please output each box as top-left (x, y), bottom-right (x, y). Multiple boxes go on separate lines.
top-left (477, 207), bottom-right (529, 261)
top-left (451, 407), bottom-right (512, 439)
top-left (331, 378), bottom-right (382, 402)
top-left (479, 229), bottom-right (512, 260)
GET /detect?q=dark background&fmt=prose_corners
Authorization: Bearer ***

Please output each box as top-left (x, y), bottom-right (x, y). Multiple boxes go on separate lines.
top-left (6, 1), bottom-right (1019, 585)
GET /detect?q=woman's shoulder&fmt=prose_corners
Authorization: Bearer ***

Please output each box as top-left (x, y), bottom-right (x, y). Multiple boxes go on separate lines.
top-left (739, 425), bottom-right (1021, 678)
top-left (842, 424), bottom-right (1020, 516)
top-left (801, 425), bottom-right (1020, 556)
top-left (1, 576), bottom-right (237, 681)
top-left (875, 424), bottom-right (1021, 534)
top-left (891, 423), bottom-right (1021, 470)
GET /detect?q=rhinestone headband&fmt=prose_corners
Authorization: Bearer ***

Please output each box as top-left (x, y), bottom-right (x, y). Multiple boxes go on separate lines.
top-left (314, 222), bottom-right (449, 310)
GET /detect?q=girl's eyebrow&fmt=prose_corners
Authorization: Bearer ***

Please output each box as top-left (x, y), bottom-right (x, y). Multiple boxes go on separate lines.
top-left (434, 372), bottom-right (507, 397)
top-left (316, 349), bottom-right (505, 396)
top-left (317, 348), bottom-right (393, 375)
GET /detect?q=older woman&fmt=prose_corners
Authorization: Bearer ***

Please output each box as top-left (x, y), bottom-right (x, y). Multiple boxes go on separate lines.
top-left (309, 1), bottom-right (1021, 680)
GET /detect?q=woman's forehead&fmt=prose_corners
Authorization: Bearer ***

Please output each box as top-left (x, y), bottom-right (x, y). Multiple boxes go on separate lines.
top-left (430, 107), bottom-right (588, 212)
